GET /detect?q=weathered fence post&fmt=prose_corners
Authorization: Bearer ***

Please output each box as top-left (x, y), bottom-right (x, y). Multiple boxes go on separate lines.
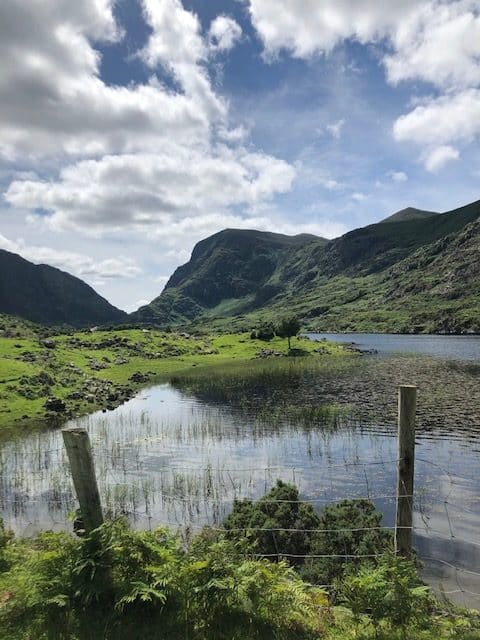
top-left (395, 385), bottom-right (417, 556)
top-left (62, 426), bottom-right (104, 533)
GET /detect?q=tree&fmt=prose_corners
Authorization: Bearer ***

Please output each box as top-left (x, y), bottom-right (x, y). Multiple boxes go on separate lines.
top-left (277, 315), bottom-right (300, 350)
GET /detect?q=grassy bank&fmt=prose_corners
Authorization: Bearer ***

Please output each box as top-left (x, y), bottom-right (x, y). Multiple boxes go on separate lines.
top-left (0, 318), bottom-right (348, 434)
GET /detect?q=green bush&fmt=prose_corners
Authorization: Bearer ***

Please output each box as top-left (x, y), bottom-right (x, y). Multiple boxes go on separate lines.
top-left (0, 513), bottom-right (478, 640)
top-left (223, 481), bottom-right (321, 565)
top-left (0, 519), bottom-right (326, 640)
top-left (337, 554), bottom-right (432, 637)
top-left (223, 483), bottom-right (392, 586)
top-left (251, 322), bottom-right (276, 341)
top-left (300, 499), bottom-right (393, 586)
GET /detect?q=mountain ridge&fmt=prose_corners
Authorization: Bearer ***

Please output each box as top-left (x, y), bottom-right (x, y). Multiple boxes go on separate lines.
top-left (1, 248), bottom-right (127, 327)
top-left (132, 198), bottom-right (480, 333)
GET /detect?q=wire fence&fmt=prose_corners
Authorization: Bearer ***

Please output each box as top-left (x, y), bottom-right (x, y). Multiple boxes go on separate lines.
top-left (0, 398), bottom-right (479, 607)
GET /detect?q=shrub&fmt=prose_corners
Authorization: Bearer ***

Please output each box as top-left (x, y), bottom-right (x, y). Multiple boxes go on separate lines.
top-left (337, 554), bottom-right (432, 636)
top-left (223, 481), bottom-right (321, 565)
top-left (223, 484), bottom-right (392, 586)
top-left (0, 519), bottom-right (326, 640)
top-left (301, 499), bottom-right (393, 586)
top-left (251, 322), bottom-right (276, 341)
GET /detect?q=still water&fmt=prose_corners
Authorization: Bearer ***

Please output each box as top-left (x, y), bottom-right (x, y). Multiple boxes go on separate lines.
top-left (1, 335), bottom-right (480, 607)
top-left (308, 332), bottom-right (480, 361)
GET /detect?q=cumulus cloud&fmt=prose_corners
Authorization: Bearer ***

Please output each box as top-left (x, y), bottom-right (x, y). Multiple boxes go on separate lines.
top-left (5, 147), bottom-right (296, 234)
top-left (247, 0), bottom-right (480, 85)
top-left (352, 192), bottom-right (367, 202)
top-left (384, 1), bottom-right (480, 90)
top-left (247, 0), bottom-right (480, 168)
top-left (208, 15), bottom-right (242, 52)
top-left (140, 0), bottom-right (223, 119)
top-left (0, 0), bottom-right (225, 159)
top-left (2, 0), bottom-right (299, 244)
top-left (0, 233), bottom-right (141, 279)
top-left (423, 145), bottom-right (460, 172)
top-left (393, 89), bottom-right (480, 146)
top-left (247, 0), bottom-right (420, 58)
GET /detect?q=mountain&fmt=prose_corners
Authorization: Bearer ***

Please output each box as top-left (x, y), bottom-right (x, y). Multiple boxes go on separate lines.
top-left (133, 229), bottom-right (324, 324)
top-left (1, 249), bottom-right (127, 327)
top-left (380, 206), bottom-right (438, 223)
top-left (133, 199), bottom-right (480, 334)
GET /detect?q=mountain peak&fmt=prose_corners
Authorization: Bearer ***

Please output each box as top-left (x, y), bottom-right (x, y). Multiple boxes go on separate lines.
top-left (380, 207), bottom-right (439, 224)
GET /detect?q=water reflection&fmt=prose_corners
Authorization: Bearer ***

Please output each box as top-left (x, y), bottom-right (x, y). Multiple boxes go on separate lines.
top-left (0, 377), bottom-right (479, 607)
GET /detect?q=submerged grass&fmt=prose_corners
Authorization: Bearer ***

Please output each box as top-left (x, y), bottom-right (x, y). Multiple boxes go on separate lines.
top-left (170, 354), bottom-right (362, 430)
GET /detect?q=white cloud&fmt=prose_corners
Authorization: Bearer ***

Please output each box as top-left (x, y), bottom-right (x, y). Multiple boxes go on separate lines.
top-left (133, 299), bottom-right (150, 309)
top-left (388, 170), bottom-right (408, 183)
top-left (152, 275), bottom-right (169, 291)
top-left (274, 219), bottom-right (347, 239)
top-left (5, 147), bottom-right (296, 234)
top-left (140, 0), bottom-right (224, 120)
top-left (393, 89), bottom-right (480, 146)
top-left (385, 1), bottom-right (480, 91)
top-left (248, 0), bottom-right (480, 87)
top-left (323, 179), bottom-right (345, 191)
top-left (423, 145), bottom-right (459, 172)
top-left (209, 15), bottom-right (242, 52)
top-left (2, 0), bottom-right (300, 250)
top-left (326, 119), bottom-right (345, 139)
top-left (352, 192), bottom-right (367, 202)
top-left (247, 0), bottom-right (421, 58)
top-left (247, 1), bottom-right (480, 167)
top-left (0, 0), bottom-right (224, 159)
top-left (0, 233), bottom-right (141, 279)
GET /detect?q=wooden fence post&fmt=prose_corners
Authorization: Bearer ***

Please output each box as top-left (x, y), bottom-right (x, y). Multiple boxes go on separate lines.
top-left (395, 385), bottom-right (417, 556)
top-left (62, 426), bottom-right (104, 533)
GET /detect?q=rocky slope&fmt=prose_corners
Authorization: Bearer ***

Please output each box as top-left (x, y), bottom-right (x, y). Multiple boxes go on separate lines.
top-left (133, 229), bottom-right (323, 324)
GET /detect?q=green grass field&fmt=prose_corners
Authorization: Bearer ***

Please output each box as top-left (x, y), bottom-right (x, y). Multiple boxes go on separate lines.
top-left (0, 323), bottom-right (347, 433)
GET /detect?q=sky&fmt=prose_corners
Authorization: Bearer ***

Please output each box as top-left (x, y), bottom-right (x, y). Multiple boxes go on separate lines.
top-left (1, 0), bottom-right (479, 312)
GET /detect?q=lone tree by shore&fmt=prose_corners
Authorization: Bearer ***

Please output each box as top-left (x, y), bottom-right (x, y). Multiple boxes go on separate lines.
top-left (277, 315), bottom-right (300, 350)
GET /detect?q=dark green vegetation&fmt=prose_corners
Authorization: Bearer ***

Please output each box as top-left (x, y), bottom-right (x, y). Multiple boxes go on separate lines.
top-left (277, 315), bottom-right (301, 350)
top-left (0, 249), bottom-right (126, 327)
top-left (0, 492), bottom-right (478, 640)
top-left (133, 229), bottom-right (323, 325)
top-left (134, 199), bottom-right (480, 333)
top-left (223, 482), bottom-right (393, 586)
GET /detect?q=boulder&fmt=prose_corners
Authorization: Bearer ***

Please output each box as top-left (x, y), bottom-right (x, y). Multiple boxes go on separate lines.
top-left (44, 397), bottom-right (66, 412)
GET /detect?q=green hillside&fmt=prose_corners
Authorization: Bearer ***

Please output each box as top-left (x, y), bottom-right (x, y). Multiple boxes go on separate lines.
top-left (133, 199), bottom-right (480, 334)
top-left (0, 249), bottom-right (127, 327)
top-left (132, 229), bottom-right (324, 325)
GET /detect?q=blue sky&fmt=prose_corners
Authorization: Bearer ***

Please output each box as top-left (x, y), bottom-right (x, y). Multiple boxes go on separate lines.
top-left (0, 0), bottom-right (479, 310)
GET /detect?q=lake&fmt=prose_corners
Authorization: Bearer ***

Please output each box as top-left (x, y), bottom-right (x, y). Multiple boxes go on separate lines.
top-left (1, 334), bottom-right (480, 607)
top-left (307, 332), bottom-right (480, 361)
